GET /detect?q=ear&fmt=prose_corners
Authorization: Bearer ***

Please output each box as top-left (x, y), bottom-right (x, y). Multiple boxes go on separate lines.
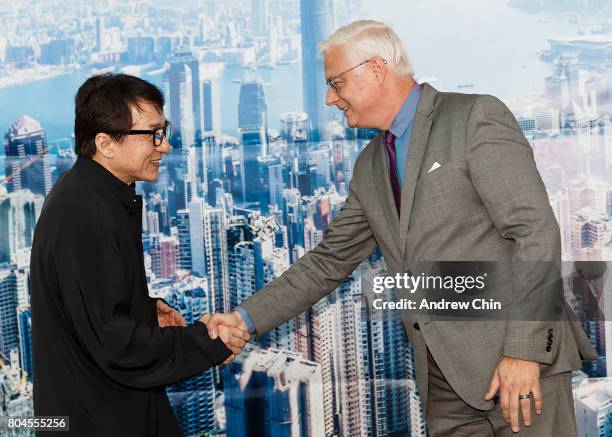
top-left (94, 132), bottom-right (115, 159)
top-left (371, 58), bottom-right (388, 84)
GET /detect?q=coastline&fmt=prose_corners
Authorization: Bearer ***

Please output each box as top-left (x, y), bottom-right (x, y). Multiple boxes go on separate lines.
top-left (0, 64), bottom-right (81, 91)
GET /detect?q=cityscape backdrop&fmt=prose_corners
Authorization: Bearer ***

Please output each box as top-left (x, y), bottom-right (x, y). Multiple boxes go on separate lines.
top-left (0, 0), bottom-right (611, 436)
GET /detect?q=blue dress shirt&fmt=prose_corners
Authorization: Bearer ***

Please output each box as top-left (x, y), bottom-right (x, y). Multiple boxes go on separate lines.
top-left (388, 82), bottom-right (423, 188)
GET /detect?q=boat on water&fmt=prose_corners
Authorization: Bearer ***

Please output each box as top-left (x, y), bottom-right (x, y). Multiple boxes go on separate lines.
top-left (457, 83), bottom-right (474, 89)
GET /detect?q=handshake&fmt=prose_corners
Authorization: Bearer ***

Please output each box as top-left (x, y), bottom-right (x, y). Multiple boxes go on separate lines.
top-left (200, 312), bottom-right (250, 364)
top-left (156, 300), bottom-right (251, 365)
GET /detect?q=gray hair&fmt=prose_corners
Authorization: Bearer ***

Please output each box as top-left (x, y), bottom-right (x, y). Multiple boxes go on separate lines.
top-left (318, 20), bottom-right (414, 77)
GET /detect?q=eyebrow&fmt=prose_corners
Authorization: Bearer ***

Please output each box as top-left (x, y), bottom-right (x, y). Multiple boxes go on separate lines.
top-left (148, 120), bottom-right (166, 129)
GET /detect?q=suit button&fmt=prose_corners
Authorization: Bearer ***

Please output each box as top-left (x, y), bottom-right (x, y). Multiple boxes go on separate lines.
top-left (548, 328), bottom-right (553, 334)
top-left (546, 345), bottom-right (552, 352)
top-left (547, 340), bottom-right (553, 346)
top-left (413, 323), bottom-right (420, 330)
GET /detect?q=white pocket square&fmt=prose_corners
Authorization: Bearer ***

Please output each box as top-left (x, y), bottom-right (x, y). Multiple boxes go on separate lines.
top-left (428, 162), bottom-right (442, 173)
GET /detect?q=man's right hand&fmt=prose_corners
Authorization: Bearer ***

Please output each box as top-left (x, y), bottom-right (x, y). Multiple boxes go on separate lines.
top-left (200, 313), bottom-right (250, 364)
top-left (203, 311), bottom-right (249, 339)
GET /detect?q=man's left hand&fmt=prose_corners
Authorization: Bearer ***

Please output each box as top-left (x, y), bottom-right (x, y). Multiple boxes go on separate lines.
top-left (156, 299), bottom-right (186, 328)
top-left (484, 356), bottom-right (542, 433)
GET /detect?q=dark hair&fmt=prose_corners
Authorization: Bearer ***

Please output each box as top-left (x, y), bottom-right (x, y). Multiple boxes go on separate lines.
top-left (74, 73), bottom-right (165, 157)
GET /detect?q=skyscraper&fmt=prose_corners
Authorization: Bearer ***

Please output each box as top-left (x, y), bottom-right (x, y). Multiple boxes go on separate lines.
top-left (4, 115), bottom-right (52, 196)
top-left (571, 207), bottom-right (609, 261)
top-left (300, 0), bottom-right (333, 142)
top-left (176, 209), bottom-right (192, 271)
top-left (17, 306), bottom-right (32, 382)
top-left (95, 16), bottom-right (105, 52)
top-left (239, 80), bottom-right (268, 203)
top-left (188, 198), bottom-right (229, 313)
top-left (574, 378), bottom-right (612, 437)
top-left (0, 189), bottom-right (44, 265)
top-left (251, 0), bottom-right (269, 38)
top-left (0, 267), bottom-right (19, 361)
top-left (150, 234), bottom-right (178, 280)
top-left (202, 79), bottom-right (220, 134)
top-left (164, 49), bottom-right (201, 149)
top-left (164, 278), bottom-right (216, 437)
top-left (224, 347), bottom-right (325, 437)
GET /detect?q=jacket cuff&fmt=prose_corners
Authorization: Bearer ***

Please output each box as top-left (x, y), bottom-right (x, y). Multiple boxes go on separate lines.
top-left (191, 321), bottom-right (233, 365)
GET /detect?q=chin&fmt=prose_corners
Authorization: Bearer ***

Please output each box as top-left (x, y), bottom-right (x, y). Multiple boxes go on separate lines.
top-left (346, 118), bottom-right (359, 128)
top-left (140, 171), bottom-right (160, 182)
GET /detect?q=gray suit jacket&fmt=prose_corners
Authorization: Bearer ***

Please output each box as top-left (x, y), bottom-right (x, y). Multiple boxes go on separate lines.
top-left (240, 82), bottom-right (597, 411)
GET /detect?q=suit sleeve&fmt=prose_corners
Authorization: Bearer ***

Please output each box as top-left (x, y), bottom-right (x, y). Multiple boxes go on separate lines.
top-left (240, 166), bottom-right (378, 335)
top-left (465, 95), bottom-right (561, 364)
top-left (56, 211), bottom-right (232, 389)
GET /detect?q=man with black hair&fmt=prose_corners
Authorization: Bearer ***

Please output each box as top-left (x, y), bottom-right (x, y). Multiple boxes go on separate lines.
top-left (30, 73), bottom-right (247, 436)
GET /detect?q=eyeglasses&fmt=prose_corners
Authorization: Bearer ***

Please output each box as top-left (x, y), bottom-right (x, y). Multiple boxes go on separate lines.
top-left (127, 120), bottom-right (172, 147)
top-left (325, 58), bottom-right (387, 92)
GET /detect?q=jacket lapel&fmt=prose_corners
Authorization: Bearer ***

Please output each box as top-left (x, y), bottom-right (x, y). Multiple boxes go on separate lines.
top-left (399, 82), bottom-right (437, 259)
top-left (369, 82), bottom-right (438, 260)
top-left (371, 134), bottom-right (401, 255)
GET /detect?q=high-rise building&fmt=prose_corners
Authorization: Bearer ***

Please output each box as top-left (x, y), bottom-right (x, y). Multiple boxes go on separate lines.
top-left (334, 272), bottom-right (376, 437)
top-left (17, 306), bottom-right (32, 382)
top-left (164, 50), bottom-right (201, 149)
top-left (224, 347), bottom-right (325, 437)
top-left (239, 80), bottom-right (268, 203)
top-left (0, 189), bottom-right (44, 265)
top-left (310, 146), bottom-right (331, 189)
top-left (202, 205), bottom-right (229, 314)
top-left (150, 234), bottom-right (178, 280)
top-left (567, 175), bottom-right (608, 218)
top-left (163, 278), bottom-right (216, 437)
top-left (256, 155), bottom-right (282, 213)
top-left (517, 115), bottom-right (536, 135)
top-left (202, 79), bottom-right (220, 134)
top-left (95, 16), bottom-right (105, 52)
top-left (251, 0), bottom-right (269, 37)
top-left (188, 198), bottom-right (229, 313)
top-left (308, 297), bottom-right (341, 435)
top-left (4, 115), bottom-right (52, 196)
top-left (300, 0), bottom-right (333, 142)
top-left (281, 111), bottom-right (309, 145)
top-left (571, 207), bottom-right (609, 261)
top-left (534, 107), bottom-right (561, 135)
top-left (574, 378), bottom-right (612, 437)
top-left (0, 267), bottom-right (19, 361)
top-left (0, 348), bottom-right (33, 416)
top-left (176, 209), bottom-right (192, 271)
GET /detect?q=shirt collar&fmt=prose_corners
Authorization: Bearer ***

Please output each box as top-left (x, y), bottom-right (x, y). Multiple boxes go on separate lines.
top-left (74, 155), bottom-right (138, 209)
top-left (389, 82), bottom-right (423, 139)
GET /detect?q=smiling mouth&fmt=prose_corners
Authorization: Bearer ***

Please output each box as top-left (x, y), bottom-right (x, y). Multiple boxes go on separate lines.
top-left (340, 105), bottom-right (351, 113)
top-left (151, 159), bottom-right (161, 164)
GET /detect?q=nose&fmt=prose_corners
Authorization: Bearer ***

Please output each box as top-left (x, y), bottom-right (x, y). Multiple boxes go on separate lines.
top-left (159, 137), bottom-right (171, 153)
top-left (326, 87), bottom-right (339, 106)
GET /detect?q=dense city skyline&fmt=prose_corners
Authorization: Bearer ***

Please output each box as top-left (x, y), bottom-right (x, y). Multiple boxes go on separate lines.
top-left (0, 0), bottom-right (611, 436)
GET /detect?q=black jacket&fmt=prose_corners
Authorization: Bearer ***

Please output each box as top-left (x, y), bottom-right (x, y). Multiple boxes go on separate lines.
top-left (30, 156), bottom-right (231, 436)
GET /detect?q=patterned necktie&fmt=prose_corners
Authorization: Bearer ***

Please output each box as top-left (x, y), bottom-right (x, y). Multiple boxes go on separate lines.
top-left (384, 130), bottom-right (401, 214)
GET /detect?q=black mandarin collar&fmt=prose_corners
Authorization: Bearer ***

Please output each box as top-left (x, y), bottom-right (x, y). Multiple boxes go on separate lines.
top-left (74, 156), bottom-right (141, 212)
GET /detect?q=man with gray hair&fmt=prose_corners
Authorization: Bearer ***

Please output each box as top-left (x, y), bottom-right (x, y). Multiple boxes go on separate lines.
top-left (206, 20), bottom-right (596, 436)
